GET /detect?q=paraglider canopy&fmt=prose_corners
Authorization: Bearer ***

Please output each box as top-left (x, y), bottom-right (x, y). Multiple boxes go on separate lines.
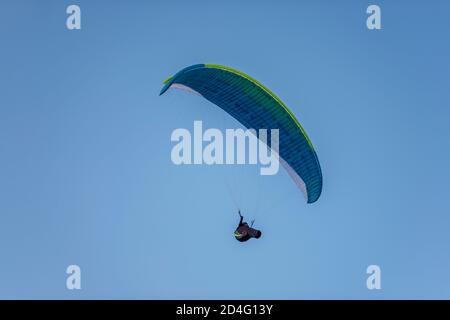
top-left (160, 64), bottom-right (322, 203)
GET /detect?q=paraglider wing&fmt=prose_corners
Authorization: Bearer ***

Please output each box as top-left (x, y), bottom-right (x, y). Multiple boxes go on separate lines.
top-left (160, 64), bottom-right (322, 203)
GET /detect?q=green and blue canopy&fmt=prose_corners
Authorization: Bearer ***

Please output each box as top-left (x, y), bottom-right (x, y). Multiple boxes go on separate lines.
top-left (160, 64), bottom-right (322, 203)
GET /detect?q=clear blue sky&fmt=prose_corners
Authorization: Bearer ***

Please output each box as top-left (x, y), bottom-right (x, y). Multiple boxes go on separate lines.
top-left (1, 0), bottom-right (450, 299)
